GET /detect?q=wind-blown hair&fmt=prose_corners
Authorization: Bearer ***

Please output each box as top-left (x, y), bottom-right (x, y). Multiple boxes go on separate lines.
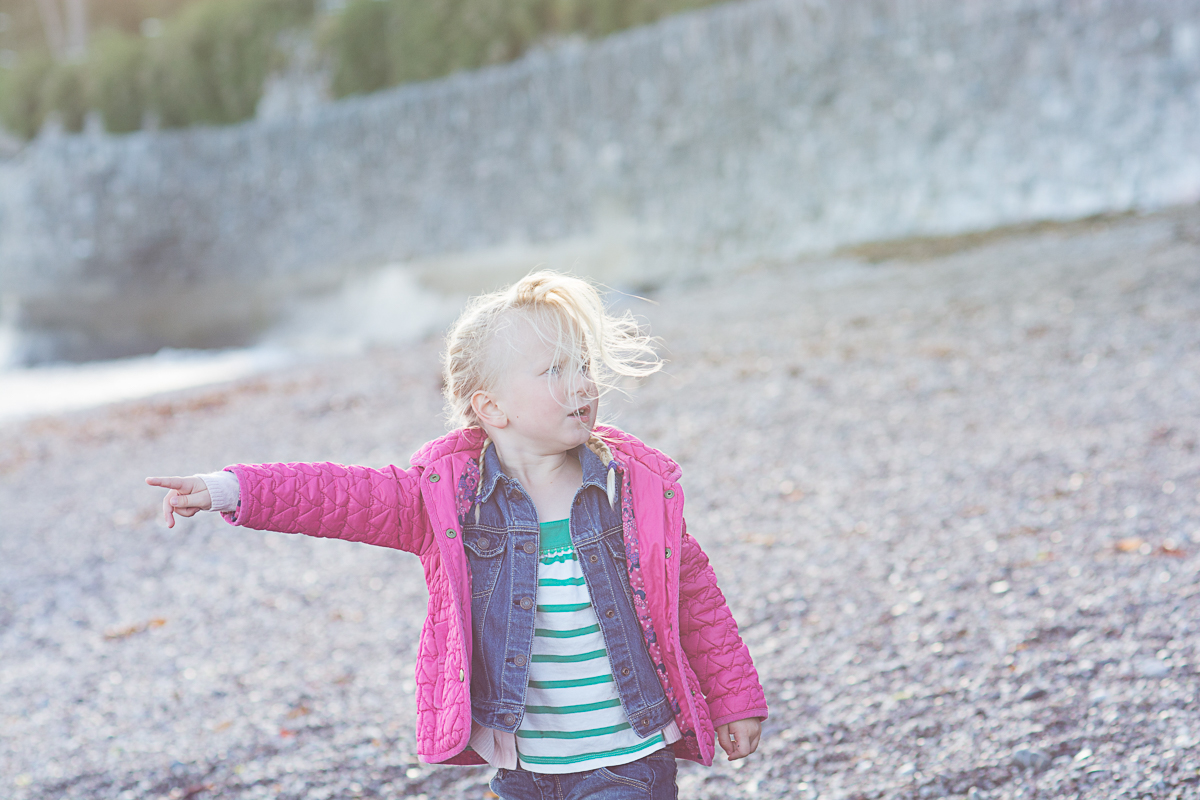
top-left (442, 271), bottom-right (662, 430)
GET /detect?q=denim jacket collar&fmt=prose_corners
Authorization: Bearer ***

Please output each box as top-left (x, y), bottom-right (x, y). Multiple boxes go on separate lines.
top-left (475, 439), bottom-right (610, 504)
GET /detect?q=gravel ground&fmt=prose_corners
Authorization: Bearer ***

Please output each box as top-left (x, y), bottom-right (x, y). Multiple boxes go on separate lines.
top-left (2, 207), bottom-right (1199, 800)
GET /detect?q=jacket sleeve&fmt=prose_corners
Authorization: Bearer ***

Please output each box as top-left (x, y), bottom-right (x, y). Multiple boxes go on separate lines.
top-left (221, 461), bottom-right (432, 555)
top-left (677, 522), bottom-right (769, 727)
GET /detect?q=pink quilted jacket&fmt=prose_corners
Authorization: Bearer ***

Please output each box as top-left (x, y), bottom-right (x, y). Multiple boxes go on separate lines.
top-left (223, 425), bottom-right (767, 766)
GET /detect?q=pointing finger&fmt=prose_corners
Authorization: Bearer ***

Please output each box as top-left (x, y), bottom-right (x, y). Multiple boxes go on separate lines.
top-left (146, 476), bottom-right (189, 489)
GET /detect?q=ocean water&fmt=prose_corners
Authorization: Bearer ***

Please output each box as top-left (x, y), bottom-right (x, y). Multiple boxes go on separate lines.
top-left (0, 347), bottom-right (295, 425)
top-left (0, 265), bottom-right (464, 426)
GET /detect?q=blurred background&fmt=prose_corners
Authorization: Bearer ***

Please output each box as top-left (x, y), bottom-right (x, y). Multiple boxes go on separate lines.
top-left (1, 0), bottom-right (1198, 420)
top-left (0, 0), bottom-right (735, 418)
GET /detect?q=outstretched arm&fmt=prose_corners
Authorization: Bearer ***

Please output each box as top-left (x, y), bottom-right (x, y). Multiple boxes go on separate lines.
top-left (147, 462), bottom-right (432, 555)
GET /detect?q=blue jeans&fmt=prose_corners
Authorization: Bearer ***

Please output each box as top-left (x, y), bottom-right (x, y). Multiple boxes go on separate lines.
top-left (490, 749), bottom-right (678, 800)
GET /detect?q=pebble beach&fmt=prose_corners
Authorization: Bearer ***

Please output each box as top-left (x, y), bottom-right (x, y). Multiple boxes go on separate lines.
top-left (2, 207), bottom-right (1198, 799)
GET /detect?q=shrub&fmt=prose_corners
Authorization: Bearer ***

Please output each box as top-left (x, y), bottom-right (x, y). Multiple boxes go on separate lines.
top-left (0, 50), bottom-right (55, 138)
top-left (0, 0), bottom-right (728, 139)
top-left (325, 0), bottom-right (393, 96)
top-left (0, 0), bottom-right (313, 138)
top-left (323, 0), bottom-right (726, 99)
top-left (148, 0), bottom-right (314, 127)
top-left (89, 30), bottom-right (148, 133)
top-left (40, 59), bottom-right (87, 131)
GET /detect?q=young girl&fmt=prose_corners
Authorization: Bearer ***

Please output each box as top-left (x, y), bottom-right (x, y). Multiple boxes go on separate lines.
top-left (147, 272), bottom-right (767, 799)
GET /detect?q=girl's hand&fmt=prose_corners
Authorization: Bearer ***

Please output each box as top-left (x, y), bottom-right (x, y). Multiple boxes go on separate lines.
top-left (145, 475), bottom-right (212, 528)
top-left (716, 717), bottom-right (763, 760)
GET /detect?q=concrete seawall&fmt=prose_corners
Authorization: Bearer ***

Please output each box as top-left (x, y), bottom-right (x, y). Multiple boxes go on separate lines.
top-left (2, 0), bottom-right (1199, 361)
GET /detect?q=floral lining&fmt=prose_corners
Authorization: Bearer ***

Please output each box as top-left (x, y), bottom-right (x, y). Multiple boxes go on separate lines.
top-left (611, 457), bottom-right (696, 758)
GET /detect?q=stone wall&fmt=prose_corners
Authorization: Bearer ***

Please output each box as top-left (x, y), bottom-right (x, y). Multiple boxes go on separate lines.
top-left (2, 0), bottom-right (1199, 361)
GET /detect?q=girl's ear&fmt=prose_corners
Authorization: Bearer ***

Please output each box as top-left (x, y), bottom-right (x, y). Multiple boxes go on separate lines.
top-left (471, 389), bottom-right (508, 429)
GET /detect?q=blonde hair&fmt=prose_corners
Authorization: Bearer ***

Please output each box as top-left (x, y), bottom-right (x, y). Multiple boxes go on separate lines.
top-left (442, 271), bottom-right (662, 429)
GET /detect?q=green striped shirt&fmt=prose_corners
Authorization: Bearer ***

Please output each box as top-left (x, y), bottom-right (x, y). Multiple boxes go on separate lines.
top-left (516, 519), bottom-right (665, 773)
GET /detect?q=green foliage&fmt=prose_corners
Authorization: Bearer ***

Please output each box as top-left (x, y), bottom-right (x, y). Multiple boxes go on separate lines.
top-left (40, 58), bottom-right (86, 131)
top-left (89, 30), bottom-right (148, 134)
top-left (323, 0), bottom-right (726, 99)
top-left (0, 0), bottom-right (208, 51)
top-left (148, 0), bottom-right (314, 127)
top-left (325, 0), bottom-right (392, 96)
top-left (0, 0), bottom-right (727, 140)
top-left (0, 0), bottom-right (313, 138)
top-left (0, 48), bottom-right (52, 138)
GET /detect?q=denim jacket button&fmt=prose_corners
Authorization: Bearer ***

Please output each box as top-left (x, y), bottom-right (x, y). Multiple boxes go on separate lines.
top-left (514, 655), bottom-right (527, 667)
top-left (520, 597), bottom-right (533, 610)
top-left (605, 609), bottom-right (615, 618)
top-left (523, 542), bottom-right (536, 555)
top-left (504, 713), bottom-right (516, 726)
top-left (478, 537), bottom-right (489, 549)
top-left (621, 667), bottom-right (631, 676)
top-left (589, 553), bottom-right (599, 563)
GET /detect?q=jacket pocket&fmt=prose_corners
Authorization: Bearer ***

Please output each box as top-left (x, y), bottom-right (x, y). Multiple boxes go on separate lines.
top-left (463, 526), bottom-right (507, 598)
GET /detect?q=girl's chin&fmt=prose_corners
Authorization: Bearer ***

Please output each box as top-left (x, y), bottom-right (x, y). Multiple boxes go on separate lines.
top-left (565, 417), bottom-right (595, 439)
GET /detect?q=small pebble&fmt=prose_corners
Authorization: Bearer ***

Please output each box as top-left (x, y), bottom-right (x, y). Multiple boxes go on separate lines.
top-left (1012, 748), bottom-right (1052, 772)
top-left (1132, 658), bottom-right (1171, 678)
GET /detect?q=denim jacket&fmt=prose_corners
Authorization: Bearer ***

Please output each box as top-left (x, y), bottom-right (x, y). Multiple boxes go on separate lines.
top-left (462, 442), bottom-right (674, 738)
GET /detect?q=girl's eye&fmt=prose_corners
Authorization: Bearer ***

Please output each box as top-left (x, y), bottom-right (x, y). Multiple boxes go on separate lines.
top-left (545, 359), bottom-right (587, 377)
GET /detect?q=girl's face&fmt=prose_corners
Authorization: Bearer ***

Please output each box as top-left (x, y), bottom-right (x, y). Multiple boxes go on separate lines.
top-left (486, 316), bottom-right (598, 453)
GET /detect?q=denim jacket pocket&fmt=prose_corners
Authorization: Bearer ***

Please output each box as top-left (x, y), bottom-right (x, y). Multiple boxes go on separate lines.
top-left (463, 525), bottom-right (508, 598)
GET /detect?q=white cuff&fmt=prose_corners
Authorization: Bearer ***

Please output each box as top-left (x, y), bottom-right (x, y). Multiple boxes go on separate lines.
top-left (199, 470), bottom-right (240, 514)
